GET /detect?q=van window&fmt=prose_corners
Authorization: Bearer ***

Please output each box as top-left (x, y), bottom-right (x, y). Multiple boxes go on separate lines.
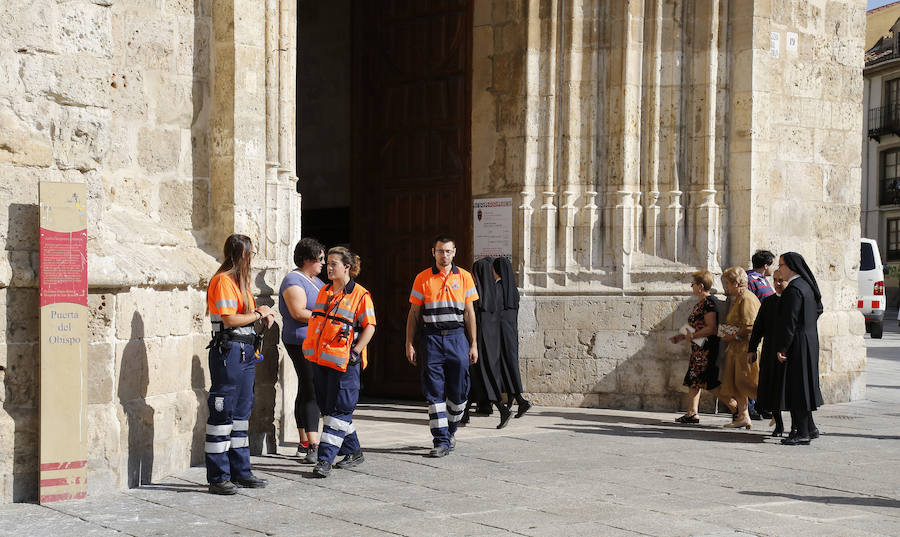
top-left (861, 242), bottom-right (876, 271)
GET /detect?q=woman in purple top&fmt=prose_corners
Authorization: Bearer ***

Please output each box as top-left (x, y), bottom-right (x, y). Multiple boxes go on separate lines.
top-left (279, 238), bottom-right (326, 463)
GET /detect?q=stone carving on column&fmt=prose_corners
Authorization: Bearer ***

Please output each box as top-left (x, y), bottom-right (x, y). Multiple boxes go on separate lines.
top-left (665, 189), bottom-right (683, 262)
top-left (536, 190), bottom-right (557, 287)
top-left (694, 189), bottom-right (720, 272)
top-left (518, 190), bottom-right (535, 288)
top-left (578, 190), bottom-right (600, 270)
top-left (561, 190), bottom-right (578, 273)
top-left (512, 0), bottom-right (734, 289)
top-left (644, 190), bottom-right (661, 257)
top-left (614, 190), bottom-right (634, 288)
top-left (631, 191), bottom-right (642, 260)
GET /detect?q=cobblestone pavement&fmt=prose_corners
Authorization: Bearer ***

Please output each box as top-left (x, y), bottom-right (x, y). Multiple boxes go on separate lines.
top-left (2, 315), bottom-right (899, 537)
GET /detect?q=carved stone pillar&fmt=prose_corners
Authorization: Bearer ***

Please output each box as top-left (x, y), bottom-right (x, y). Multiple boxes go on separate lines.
top-left (578, 190), bottom-right (600, 270)
top-left (538, 191), bottom-right (557, 285)
top-left (614, 190), bottom-right (634, 288)
top-left (561, 190), bottom-right (578, 272)
top-left (518, 190), bottom-right (535, 288)
top-left (694, 188), bottom-right (720, 272)
top-left (665, 189), bottom-right (683, 262)
top-left (644, 190), bottom-right (661, 257)
top-left (264, 0), bottom-right (280, 260)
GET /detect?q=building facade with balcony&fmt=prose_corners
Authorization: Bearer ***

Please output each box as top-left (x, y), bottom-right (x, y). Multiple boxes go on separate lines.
top-left (864, 6), bottom-right (900, 306)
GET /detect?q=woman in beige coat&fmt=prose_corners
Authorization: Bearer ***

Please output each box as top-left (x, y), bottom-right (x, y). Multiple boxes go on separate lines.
top-left (717, 267), bottom-right (761, 429)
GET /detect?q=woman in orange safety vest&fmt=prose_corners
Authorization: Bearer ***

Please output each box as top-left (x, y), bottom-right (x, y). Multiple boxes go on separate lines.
top-left (302, 246), bottom-right (375, 477)
top-left (205, 234), bottom-right (275, 495)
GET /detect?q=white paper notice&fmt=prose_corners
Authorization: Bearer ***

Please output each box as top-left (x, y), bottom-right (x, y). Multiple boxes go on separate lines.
top-left (770, 32), bottom-right (780, 58)
top-left (473, 197), bottom-right (512, 260)
top-left (786, 32), bottom-right (798, 54)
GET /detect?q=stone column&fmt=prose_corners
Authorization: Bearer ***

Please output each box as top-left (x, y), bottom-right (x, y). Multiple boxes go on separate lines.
top-left (210, 0), bottom-right (267, 248)
top-left (278, 0), bottom-right (299, 262)
top-left (642, 0), bottom-right (664, 258)
top-left (689, 0), bottom-right (721, 273)
top-left (264, 0), bottom-right (281, 260)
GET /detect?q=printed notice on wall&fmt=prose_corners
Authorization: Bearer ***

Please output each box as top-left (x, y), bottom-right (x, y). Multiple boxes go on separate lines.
top-left (770, 31), bottom-right (781, 58)
top-left (473, 197), bottom-right (512, 260)
top-left (39, 182), bottom-right (88, 504)
top-left (786, 32), bottom-right (798, 54)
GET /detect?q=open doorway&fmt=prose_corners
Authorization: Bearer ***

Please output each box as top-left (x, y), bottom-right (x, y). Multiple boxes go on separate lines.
top-left (298, 0), bottom-right (473, 398)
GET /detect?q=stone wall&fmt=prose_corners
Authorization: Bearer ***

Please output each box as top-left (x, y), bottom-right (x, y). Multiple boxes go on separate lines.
top-left (0, 0), bottom-right (219, 502)
top-left (748, 0), bottom-right (867, 401)
top-left (473, 0), bottom-right (866, 408)
top-left (0, 0), bottom-right (297, 504)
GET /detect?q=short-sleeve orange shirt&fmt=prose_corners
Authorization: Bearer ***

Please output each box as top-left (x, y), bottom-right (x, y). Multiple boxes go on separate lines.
top-left (409, 264), bottom-right (478, 330)
top-left (208, 272), bottom-right (256, 322)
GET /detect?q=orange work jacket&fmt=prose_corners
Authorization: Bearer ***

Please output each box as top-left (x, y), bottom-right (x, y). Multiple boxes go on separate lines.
top-left (302, 280), bottom-right (375, 372)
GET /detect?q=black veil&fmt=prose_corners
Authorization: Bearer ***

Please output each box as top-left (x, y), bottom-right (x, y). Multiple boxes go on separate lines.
top-left (781, 251), bottom-right (823, 317)
top-left (492, 256), bottom-right (519, 310)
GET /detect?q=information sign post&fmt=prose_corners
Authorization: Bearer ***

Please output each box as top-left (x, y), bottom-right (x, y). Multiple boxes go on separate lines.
top-left (38, 182), bottom-right (88, 503)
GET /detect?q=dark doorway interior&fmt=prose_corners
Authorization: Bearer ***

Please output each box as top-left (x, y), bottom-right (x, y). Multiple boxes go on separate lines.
top-left (299, 0), bottom-right (473, 398)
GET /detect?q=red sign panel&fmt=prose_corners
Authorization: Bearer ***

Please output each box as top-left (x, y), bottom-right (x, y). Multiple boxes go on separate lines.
top-left (39, 229), bottom-right (88, 307)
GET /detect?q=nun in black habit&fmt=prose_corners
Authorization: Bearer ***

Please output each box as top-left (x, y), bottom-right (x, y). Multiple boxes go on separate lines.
top-left (747, 271), bottom-right (788, 436)
top-left (468, 257), bottom-right (513, 428)
top-left (774, 252), bottom-right (824, 445)
top-left (493, 257), bottom-right (532, 419)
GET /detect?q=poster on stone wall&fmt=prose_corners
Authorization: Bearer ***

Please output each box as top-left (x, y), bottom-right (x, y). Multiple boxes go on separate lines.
top-left (39, 182), bottom-right (88, 503)
top-left (473, 197), bottom-right (512, 260)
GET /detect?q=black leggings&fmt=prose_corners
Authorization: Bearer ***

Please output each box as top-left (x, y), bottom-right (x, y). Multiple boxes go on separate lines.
top-left (285, 343), bottom-right (320, 433)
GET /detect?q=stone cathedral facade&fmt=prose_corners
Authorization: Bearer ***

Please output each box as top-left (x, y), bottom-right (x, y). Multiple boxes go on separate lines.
top-left (0, 0), bottom-right (865, 502)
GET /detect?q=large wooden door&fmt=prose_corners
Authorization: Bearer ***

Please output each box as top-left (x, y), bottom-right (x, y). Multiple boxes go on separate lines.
top-left (352, 0), bottom-right (473, 398)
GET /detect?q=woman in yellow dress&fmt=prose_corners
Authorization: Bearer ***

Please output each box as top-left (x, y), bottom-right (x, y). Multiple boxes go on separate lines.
top-left (717, 266), bottom-right (761, 429)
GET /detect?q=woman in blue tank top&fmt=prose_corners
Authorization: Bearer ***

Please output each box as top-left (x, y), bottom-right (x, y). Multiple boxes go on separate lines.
top-left (279, 238), bottom-right (326, 463)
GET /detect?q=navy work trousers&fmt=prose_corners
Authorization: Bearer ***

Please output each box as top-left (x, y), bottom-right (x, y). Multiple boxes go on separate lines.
top-left (314, 362), bottom-right (361, 464)
top-left (205, 341), bottom-right (256, 484)
top-left (421, 328), bottom-right (470, 448)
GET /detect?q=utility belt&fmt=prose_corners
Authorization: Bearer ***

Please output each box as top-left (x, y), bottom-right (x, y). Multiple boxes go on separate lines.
top-left (207, 328), bottom-right (264, 362)
top-left (422, 326), bottom-right (464, 336)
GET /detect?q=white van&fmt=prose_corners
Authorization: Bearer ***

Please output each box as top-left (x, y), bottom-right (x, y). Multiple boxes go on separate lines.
top-left (859, 238), bottom-right (887, 339)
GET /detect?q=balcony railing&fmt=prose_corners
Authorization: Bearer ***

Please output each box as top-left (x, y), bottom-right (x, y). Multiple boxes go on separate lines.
top-left (869, 104), bottom-right (900, 141)
top-left (882, 176), bottom-right (900, 206)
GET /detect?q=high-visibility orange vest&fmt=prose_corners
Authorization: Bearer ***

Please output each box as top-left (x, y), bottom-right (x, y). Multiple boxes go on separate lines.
top-left (302, 280), bottom-right (373, 372)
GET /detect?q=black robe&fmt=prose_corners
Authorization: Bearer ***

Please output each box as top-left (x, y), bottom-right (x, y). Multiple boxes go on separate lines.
top-left (493, 257), bottom-right (524, 396)
top-left (471, 257), bottom-right (504, 403)
top-left (776, 278), bottom-right (824, 412)
top-left (748, 294), bottom-right (785, 412)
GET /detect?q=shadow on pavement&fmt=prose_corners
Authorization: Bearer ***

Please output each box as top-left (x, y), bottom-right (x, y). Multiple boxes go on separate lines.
top-left (740, 490), bottom-right (900, 509)
top-left (533, 411), bottom-right (768, 443)
top-left (362, 445), bottom-right (431, 457)
top-left (806, 431), bottom-right (900, 440)
top-left (539, 412), bottom-right (769, 444)
top-left (349, 414), bottom-right (425, 426)
top-left (135, 483), bottom-right (207, 493)
top-left (539, 423), bottom-right (767, 444)
top-left (251, 463), bottom-right (319, 478)
top-left (868, 348), bottom-right (900, 361)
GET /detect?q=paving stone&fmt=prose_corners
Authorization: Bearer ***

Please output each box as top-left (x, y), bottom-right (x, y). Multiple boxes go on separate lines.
top-left (2, 330), bottom-right (899, 536)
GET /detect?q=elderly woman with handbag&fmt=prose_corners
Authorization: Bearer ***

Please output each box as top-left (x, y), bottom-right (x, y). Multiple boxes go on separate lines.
top-left (669, 269), bottom-right (720, 424)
